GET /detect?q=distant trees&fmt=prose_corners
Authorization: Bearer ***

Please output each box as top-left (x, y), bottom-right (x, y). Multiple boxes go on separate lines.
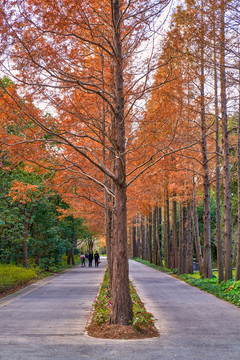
top-left (128, 0), bottom-right (240, 282)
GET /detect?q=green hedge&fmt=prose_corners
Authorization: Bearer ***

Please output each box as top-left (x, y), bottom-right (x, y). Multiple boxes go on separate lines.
top-left (0, 264), bottom-right (38, 293)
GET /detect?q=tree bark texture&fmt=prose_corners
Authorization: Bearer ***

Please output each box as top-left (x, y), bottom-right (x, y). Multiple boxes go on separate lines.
top-left (23, 219), bottom-right (29, 268)
top-left (67, 250), bottom-right (75, 266)
top-left (157, 207), bottom-right (163, 266)
top-left (110, 0), bottom-right (133, 325)
top-left (171, 199), bottom-right (178, 269)
top-left (140, 215), bottom-right (146, 260)
top-left (213, 6), bottom-right (224, 282)
top-left (186, 200), bottom-right (193, 274)
top-left (164, 192), bottom-right (171, 269)
top-left (153, 206), bottom-right (158, 265)
top-left (236, 63), bottom-right (240, 281)
top-left (132, 222), bottom-right (138, 258)
top-left (178, 202), bottom-right (184, 275)
top-left (192, 178), bottom-right (204, 276)
top-left (105, 204), bottom-right (113, 288)
top-left (147, 212), bottom-right (153, 263)
top-left (220, 0), bottom-right (232, 281)
top-left (200, 0), bottom-right (212, 279)
top-left (137, 217), bottom-right (141, 258)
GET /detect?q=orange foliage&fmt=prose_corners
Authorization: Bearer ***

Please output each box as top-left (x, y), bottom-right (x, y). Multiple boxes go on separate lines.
top-left (8, 180), bottom-right (38, 203)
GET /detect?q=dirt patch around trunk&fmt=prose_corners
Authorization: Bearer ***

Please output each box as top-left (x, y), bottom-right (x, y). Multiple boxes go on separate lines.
top-left (87, 321), bottom-right (159, 340)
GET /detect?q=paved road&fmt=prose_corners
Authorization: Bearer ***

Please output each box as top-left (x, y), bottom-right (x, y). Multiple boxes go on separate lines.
top-left (0, 259), bottom-right (240, 360)
top-left (129, 260), bottom-right (240, 359)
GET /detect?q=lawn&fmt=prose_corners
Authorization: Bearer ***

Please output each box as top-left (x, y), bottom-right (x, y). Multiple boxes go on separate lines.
top-left (87, 269), bottom-right (159, 339)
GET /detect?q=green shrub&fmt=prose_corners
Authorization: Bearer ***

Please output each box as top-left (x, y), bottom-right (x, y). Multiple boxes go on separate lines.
top-left (0, 264), bottom-right (38, 293)
top-left (180, 274), bottom-right (240, 306)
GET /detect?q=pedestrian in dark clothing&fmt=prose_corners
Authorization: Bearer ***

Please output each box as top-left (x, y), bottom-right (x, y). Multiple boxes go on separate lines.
top-left (94, 251), bottom-right (100, 267)
top-left (88, 251), bottom-right (93, 267)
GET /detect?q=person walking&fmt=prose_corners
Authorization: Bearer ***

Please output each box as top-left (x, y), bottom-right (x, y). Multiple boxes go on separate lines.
top-left (94, 251), bottom-right (100, 267)
top-left (80, 252), bottom-right (85, 267)
top-left (88, 251), bottom-right (93, 267)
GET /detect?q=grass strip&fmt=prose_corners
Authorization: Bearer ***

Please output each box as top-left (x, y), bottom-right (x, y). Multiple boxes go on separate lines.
top-left (92, 270), bottom-right (155, 328)
top-left (133, 258), bottom-right (240, 307)
top-left (88, 269), bottom-right (158, 339)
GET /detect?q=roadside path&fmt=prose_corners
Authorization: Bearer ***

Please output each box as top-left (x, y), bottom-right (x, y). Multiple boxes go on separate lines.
top-left (0, 258), bottom-right (239, 360)
top-left (129, 260), bottom-right (240, 359)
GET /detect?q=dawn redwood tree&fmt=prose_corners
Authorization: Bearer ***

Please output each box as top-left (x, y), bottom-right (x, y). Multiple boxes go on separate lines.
top-left (220, 0), bottom-right (232, 281)
top-left (1, 0), bottom-right (171, 325)
top-left (164, 187), bottom-right (171, 269)
top-left (236, 56), bottom-right (240, 281)
top-left (171, 198), bottom-right (178, 269)
top-left (210, 0), bottom-right (224, 282)
top-left (192, 177), bottom-right (204, 276)
top-left (199, 0), bottom-right (212, 278)
top-left (152, 205), bottom-right (159, 266)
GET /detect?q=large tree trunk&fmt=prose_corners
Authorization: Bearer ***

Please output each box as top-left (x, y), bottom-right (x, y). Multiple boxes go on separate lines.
top-left (111, 184), bottom-right (133, 324)
top-left (220, 0), bottom-right (232, 281)
top-left (110, 0), bottom-right (132, 325)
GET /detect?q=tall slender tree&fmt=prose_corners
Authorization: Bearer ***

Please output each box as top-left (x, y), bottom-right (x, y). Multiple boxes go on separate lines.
top-left (220, 0), bottom-right (232, 281)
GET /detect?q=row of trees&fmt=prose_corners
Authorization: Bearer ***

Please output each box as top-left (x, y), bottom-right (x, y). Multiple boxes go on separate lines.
top-left (127, 0), bottom-right (240, 283)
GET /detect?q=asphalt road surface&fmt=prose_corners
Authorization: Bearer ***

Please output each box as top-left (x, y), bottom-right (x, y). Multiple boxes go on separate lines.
top-left (0, 258), bottom-right (240, 360)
